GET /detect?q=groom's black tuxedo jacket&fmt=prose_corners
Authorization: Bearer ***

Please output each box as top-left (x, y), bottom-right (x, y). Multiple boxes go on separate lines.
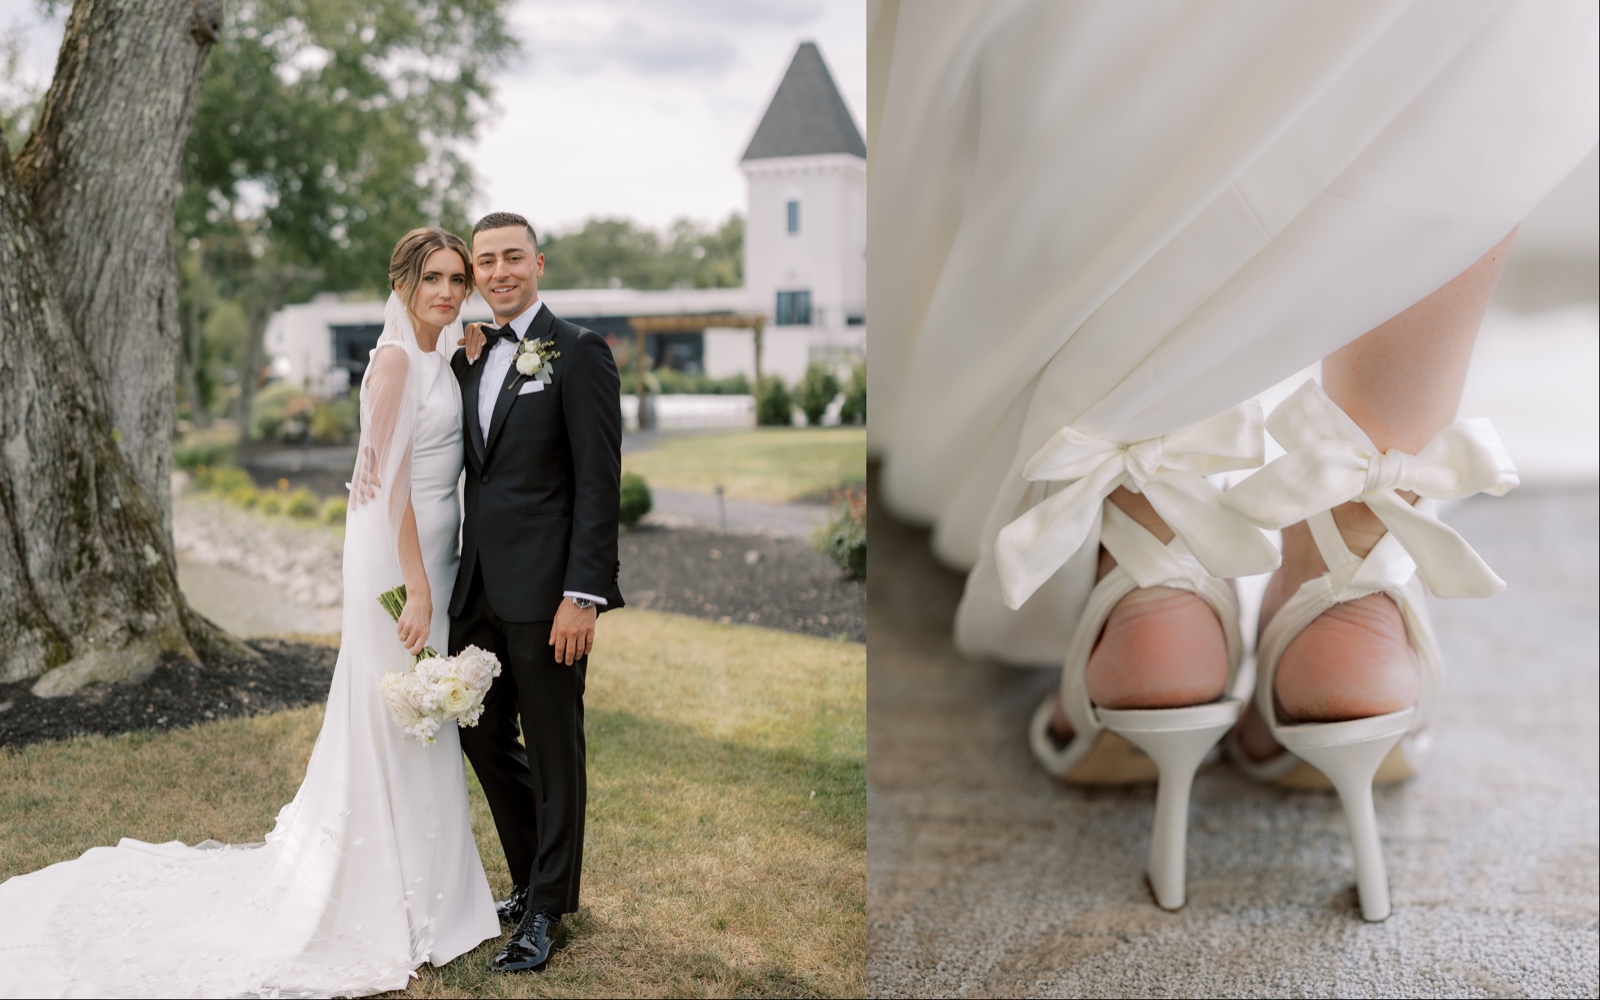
top-left (450, 305), bottom-right (624, 622)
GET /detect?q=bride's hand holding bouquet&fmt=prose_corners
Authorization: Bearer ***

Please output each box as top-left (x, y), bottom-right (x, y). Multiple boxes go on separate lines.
top-left (377, 584), bottom-right (501, 745)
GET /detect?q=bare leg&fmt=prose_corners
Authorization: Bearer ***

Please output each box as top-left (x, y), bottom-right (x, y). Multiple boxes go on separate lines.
top-left (1048, 487), bottom-right (1229, 741)
top-left (1237, 228), bottom-right (1516, 755)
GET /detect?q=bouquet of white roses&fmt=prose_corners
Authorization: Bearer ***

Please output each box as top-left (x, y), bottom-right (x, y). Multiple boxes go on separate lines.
top-left (376, 585), bottom-right (501, 745)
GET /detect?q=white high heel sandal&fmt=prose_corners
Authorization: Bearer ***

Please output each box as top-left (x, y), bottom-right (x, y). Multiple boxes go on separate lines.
top-left (1026, 501), bottom-right (1249, 909)
top-left (1223, 380), bottom-right (1519, 922)
top-left (997, 403), bottom-right (1281, 910)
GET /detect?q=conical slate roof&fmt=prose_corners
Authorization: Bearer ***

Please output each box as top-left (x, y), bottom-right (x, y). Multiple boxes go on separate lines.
top-left (742, 42), bottom-right (865, 162)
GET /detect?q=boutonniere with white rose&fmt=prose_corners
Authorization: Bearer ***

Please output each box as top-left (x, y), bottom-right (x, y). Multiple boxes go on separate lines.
top-left (512, 337), bottom-right (561, 385)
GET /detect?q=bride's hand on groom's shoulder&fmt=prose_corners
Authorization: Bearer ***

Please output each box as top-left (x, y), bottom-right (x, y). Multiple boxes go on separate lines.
top-left (459, 323), bottom-right (488, 364)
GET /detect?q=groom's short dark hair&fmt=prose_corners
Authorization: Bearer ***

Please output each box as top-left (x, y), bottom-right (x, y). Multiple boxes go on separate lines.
top-left (473, 212), bottom-right (538, 248)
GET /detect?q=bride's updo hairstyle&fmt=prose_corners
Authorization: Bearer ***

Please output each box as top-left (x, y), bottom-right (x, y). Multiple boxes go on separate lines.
top-left (388, 227), bottom-right (472, 306)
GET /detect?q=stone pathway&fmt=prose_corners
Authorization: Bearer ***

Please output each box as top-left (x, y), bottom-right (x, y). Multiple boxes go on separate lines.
top-left (645, 487), bottom-right (834, 540)
top-left (172, 481), bottom-right (857, 641)
top-left (173, 487), bottom-right (343, 637)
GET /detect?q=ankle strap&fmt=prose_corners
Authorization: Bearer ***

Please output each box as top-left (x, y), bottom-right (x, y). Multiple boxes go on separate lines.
top-left (995, 402), bottom-right (1279, 609)
top-left (1223, 380), bottom-right (1518, 598)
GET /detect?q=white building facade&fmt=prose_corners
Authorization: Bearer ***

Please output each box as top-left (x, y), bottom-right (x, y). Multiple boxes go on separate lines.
top-left (266, 42), bottom-right (864, 393)
top-left (732, 41), bottom-right (867, 385)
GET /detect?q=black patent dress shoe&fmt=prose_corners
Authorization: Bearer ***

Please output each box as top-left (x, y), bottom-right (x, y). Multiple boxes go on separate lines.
top-left (494, 884), bottom-right (529, 925)
top-left (492, 910), bottom-right (559, 973)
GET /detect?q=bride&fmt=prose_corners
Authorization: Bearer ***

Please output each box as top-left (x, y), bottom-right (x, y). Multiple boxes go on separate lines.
top-left (0, 228), bottom-right (499, 997)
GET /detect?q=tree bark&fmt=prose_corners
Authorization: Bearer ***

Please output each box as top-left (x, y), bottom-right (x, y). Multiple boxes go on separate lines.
top-left (0, 0), bottom-right (246, 691)
top-left (16, 0), bottom-right (223, 528)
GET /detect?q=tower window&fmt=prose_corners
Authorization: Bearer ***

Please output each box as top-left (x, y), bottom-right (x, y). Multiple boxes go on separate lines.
top-left (775, 290), bottom-right (812, 326)
top-left (786, 199), bottom-right (800, 234)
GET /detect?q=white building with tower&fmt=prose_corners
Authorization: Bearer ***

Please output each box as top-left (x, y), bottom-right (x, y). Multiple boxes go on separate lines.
top-left (706, 40), bottom-right (867, 383)
top-left (266, 41), bottom-right (864, 407)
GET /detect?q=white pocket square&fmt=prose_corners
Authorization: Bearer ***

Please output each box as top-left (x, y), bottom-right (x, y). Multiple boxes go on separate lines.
top-left (517, 380), bottom-right (545, 396)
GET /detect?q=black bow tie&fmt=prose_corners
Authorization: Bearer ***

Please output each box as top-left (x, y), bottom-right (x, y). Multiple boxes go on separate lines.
top-left (483, 325), bottom-right (518, 346)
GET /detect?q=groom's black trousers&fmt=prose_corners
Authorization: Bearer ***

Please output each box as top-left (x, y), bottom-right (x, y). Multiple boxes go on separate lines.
top-left (451, 565), bottom-right (586, 917)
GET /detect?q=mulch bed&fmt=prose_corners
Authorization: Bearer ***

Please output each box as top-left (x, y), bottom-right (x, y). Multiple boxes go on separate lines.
top-left (0, 639), bottom-right (336, 750)
top-left (619, 525), bottom-right (865, 642)
top-left (1, 526), bottom-right (863, 751)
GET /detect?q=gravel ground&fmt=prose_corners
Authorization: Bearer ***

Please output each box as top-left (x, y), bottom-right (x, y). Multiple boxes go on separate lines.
top-left (0, 640), bottom-right (336, 750)
top-left (619, 525), bottom-right (865, 642)
top-left (175, 492), bottom-right (344, 609)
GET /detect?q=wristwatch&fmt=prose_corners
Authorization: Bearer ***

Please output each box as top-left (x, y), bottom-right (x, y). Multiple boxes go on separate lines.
top-left (569, 597), bottom-right (597, 611)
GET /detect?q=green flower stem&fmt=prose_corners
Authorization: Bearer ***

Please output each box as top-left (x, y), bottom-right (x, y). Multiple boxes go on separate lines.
top-left (377, 584), bottom-right (440, 662)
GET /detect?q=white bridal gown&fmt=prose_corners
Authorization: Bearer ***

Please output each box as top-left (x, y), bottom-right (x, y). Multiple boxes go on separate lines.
top-left (868, 0), bottom-right (1598, 663)
top-left (0, 294), bottom-right (498, 998)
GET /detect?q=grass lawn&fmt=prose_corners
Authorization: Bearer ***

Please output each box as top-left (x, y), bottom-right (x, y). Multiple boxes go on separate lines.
top-left (0, 610), bottom-right (865, 998)
top-left (623, 428), bottom-right (866, 504)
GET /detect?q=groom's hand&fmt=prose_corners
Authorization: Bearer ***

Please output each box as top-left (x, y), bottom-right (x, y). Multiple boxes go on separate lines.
top-left (459, 322), bottom-right (488, 364)
top-left (550, 599), bottom-right (597, 665)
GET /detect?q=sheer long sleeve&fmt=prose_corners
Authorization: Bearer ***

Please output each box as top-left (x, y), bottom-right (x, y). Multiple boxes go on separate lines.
top-left (348, 342), bottom-right (417, 587)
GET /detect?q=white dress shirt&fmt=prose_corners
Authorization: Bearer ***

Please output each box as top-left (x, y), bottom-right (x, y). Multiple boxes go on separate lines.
top-left (475, 298), bottom-right (607, 608)
top-left (477, 298), bottom-right (544, 443)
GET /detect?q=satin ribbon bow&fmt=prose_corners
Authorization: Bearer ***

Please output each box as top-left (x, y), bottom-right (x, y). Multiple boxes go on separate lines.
top-left (1222, 380), bottom-right (1518, 599)
top-left (995, 402), bottom-right (1280, 609)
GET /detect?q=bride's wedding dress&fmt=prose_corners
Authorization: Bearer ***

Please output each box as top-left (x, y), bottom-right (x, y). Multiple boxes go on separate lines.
top-left (0, 295), bottom-right (497, 998)
top-left (869, 1), bottom-right (1597, 664)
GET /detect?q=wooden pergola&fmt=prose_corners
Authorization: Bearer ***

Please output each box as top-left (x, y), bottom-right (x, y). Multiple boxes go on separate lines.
top-left (624, 312), bottom-right (767, 430)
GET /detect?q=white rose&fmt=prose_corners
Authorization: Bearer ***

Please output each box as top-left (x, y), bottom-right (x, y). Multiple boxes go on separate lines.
top-left (515, 352), bottom-right (539, 377)
top-left (381, 674), bottom-right (423, 726)
top-left (440, 680), bottom-right (472, 717)
top-left (456, 646), bottom-right (498, 691)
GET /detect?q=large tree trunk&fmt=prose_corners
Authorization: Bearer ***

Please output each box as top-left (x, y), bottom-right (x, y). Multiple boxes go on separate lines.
top-left (16, 0), bottom-right (222, 528)
top-left (0, 0), bottom-right (246, 692)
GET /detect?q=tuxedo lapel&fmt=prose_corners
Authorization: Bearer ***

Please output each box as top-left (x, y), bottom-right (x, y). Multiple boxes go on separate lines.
top-left (462, 353), bottom-right (487, 466)
top-left (483, 367), bottom-right (524, 459)
top-left (484, 306), bottom-right (557, 460)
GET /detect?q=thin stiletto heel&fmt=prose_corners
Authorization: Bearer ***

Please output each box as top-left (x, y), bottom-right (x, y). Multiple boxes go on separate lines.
top-left (1099, 703), bottom-right (1239, 909)
top-left (1275, 708), bottom-right (1414, 921)
top-left (1223, 380), bottom-right (1518, 921)
top-left (998, 403), bottom-right (1279, 909)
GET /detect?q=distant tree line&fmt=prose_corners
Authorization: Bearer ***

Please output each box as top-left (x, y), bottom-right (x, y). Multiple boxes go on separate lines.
top-left (538, 214), bottom-right (743, 292)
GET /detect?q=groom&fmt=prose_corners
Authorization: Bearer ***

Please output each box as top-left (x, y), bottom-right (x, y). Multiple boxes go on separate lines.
top-left (449, 211), bottom-right (623, 973)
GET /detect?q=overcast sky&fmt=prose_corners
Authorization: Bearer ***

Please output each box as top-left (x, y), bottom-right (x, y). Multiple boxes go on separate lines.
top-left (0, 0), bottom-right (866, 234)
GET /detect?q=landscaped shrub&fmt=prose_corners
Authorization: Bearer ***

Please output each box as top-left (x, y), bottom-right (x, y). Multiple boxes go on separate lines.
top-left (228, 484), bottom-right (260, 509)
top-left (253, 383), bottom-right (322, 440)
top-left (286, 488), bottom-right (320, 520)
top-left (206, 466), bottom-right (253, 494)
top-left (619, 472), bottom-right (652, 529)
top-left (812, 484), bottom-right (866, 579)
top-left (653, 370), bottom-right (751, 395)
top-left (319, 497), bottom-right (348, 524)
top-left (252, 383), bottom-right (299, 440)
top-left (310, 398), bottom-right (358, 444)
top-left (173, 428), bottom-right (237, 470)
top-left (258, 491), bottom-right (285, 516)
top-left (839, 361), bottom-right (866, 425)
top-left (796, 364), bottom-right (841, 427)
top-left (754, 375), bottom-right (792, 426)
